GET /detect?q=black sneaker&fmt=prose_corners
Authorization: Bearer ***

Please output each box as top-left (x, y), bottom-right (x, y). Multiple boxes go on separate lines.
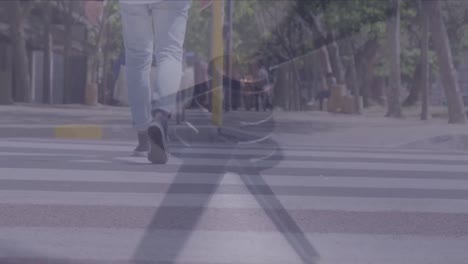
top-left (132, 131), bottom-right (149, 157)
top-left (147, 110), bottom-right (169, 164)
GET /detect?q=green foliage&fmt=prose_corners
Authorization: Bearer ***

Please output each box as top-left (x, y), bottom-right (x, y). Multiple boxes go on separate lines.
top-left (230, 0), bottom-right (262, 64)
top-left (177, 0), bottom-right (468, 86)
top-left (185, 6), bottom-right (212, 59)
top-left (184, 0), bottom-right (263, 65)
top-left (442, 0), bottom-right (468, 65)
top-left (104, 0), bottom-right (123, 61)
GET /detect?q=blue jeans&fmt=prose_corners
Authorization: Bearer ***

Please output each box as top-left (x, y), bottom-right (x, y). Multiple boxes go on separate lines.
top-left (120, 1), bottom-right (191, 131)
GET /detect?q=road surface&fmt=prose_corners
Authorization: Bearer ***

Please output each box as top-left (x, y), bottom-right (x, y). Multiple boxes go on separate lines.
top-left (0, 138), bottom-right (467, 264)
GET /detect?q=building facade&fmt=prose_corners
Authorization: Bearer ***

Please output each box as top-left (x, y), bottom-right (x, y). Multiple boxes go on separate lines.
top-left (0, 1), bottom-right (91, 104)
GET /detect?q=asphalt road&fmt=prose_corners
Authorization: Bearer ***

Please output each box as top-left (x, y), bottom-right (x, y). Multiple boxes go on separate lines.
top-left (0, 137), bottom-right (468, 264)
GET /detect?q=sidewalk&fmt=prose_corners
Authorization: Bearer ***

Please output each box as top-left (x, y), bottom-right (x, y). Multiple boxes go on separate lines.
top-left (0, 103), bottom-right (467, 151)
top-left (272, 105), bottom-right (468, 150)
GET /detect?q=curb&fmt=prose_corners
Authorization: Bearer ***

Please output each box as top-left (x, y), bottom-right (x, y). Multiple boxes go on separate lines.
top-left (0, 124), bottom-right (134, 140)
top-left (0, 124), bottom-right (266, 144)
top-left (54, 125), bottom-right (103, 140)
top-left (400, 134), bottom-right (468, 151)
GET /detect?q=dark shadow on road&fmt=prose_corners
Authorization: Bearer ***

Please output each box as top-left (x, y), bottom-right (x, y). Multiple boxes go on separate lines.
top-left (0, 240), bottom-right (79, 264)
top-left (234, 141), bottom-right (319, 264)
top-left (131, 91), bottom-right (319, 263)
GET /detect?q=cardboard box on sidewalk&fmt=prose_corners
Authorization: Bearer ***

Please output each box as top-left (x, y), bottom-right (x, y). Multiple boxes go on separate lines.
top-left (327, 83), bottom-right (362, 114)
top-left (327, 84), bottom-right (347, 113)
top-left (341, 96), bottom-right (356, 114)
top-left (327, 95), bottom-right (342, 113)
top-left (330, 84), bottom-right (346, 98)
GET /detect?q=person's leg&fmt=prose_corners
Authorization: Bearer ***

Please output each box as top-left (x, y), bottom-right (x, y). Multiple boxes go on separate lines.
top-left (150, 0), bottom-right (191, 115)
top-left (232, 87), bottom-right (239, 110)
top-left (146, 0), bottom-right (191, 164)
top-left (255, 94), bottom-right (260, 111)
top-left (265, 92), bottom-right (272, 110)
top-left (318, 97), bottom-right (322, 111)
top-left (261, 91), bottom-right (266, 111)
top-left (120, 3), bottom-right (154, 156)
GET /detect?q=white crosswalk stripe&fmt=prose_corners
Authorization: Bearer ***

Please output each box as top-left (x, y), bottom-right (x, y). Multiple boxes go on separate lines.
top-left (0, 138), bottom-right (467, 264)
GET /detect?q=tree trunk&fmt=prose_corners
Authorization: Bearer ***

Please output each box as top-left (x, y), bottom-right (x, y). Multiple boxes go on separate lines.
top-left (296, 5), bottom-right (337, 83)
top-left (386, 0), bottom-right (403, 118)
top-left (43, 1), bottom-right (53, 104)
top-left (317, 46), bottom-right (332, 76)
top-left (63, 14), bottom-right (72, 104)
top-left (0, 43), bottom-right (13, 105)
top-left (327, 35), bottom-right (345, 84)
top-left (356, 38), bottom-right (379, 108)
top-left (100, 20), bottom-right (112, 104)
top-left (403, 61), bottom-right (422, 107)
top-left (350, 46), bottom-right (361, 114)
top-left (425, 0), bottom-right (466, 123)
top-left (362, 53), bottom-right (378, 108)
top-left (420, 0), bottom-right (430, 120)
top-left (274, 68), bottom-right (286, 109)
top-left (285, 69), bottom-right (291, 110)
top-left (369, 76), bottom-right (386, 105)
top-left (9, 0), bottom-right (32, 103)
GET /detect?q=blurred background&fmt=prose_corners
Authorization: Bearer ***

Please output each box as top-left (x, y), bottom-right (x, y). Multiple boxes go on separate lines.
top-left (0, 0), bottom-right (467, 122)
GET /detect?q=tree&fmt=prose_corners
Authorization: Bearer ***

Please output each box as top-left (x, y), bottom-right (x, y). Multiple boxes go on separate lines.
top-left (100, 1), bottom-right (123, 104)
top-left (386, 0), bottom-right (403, 118)
top-left (326, 0), bottom-right (388, 107)
top-left (355, 37), bottom-right (380, 107)
top-left (420, 0), bottom-right (429, 120)
top-left (401, 1), bottom-right (424, 107)
top-left (0, 43), bottom-right (13, 105)
top-left (425, 0), bottom-right (466, 124)
top-left (63, 1), bottom-right (73, 103)
top-left (84, 1), bottom-right (107, 105)
top-left (257, 5), bottom-right (312, 64)
top-left (185, 3), bottom-right (213, 60)
top-left (442, 0), bottom-right (468, 67)
top-left (83, 0), bottom-right (122, 105)
top-left (41, 0), bottom-right (53, 104)
top-left (7, 0), bottom-right (36, 103)
top-left (349, 41), bottom-right (362, 114)
top-left (56, 0), bottom-right (82, 104)
top-left (295, 0), bottom-right (345, 84)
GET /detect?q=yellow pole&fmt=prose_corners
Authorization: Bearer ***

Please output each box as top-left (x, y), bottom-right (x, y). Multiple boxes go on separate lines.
top-left (211, 0), bottom-right (224, 127)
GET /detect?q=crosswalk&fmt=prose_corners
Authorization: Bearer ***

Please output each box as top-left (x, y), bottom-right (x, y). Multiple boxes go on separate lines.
top-left (0, 138), bottom-right (468, 264)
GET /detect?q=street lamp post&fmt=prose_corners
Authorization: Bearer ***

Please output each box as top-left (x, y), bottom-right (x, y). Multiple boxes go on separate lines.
top-left (211, 0), bottom-right (224, 127)
top-left (225, 0), bottom-right (233, 112)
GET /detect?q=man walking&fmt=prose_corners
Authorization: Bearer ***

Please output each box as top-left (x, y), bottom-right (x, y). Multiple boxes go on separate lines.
top-left (86, 0), bottom-right (192, 164)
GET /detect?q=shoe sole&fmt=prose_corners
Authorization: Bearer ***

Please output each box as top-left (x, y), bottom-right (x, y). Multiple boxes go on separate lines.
top-left (147, 124), bottom-right (168, 164)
